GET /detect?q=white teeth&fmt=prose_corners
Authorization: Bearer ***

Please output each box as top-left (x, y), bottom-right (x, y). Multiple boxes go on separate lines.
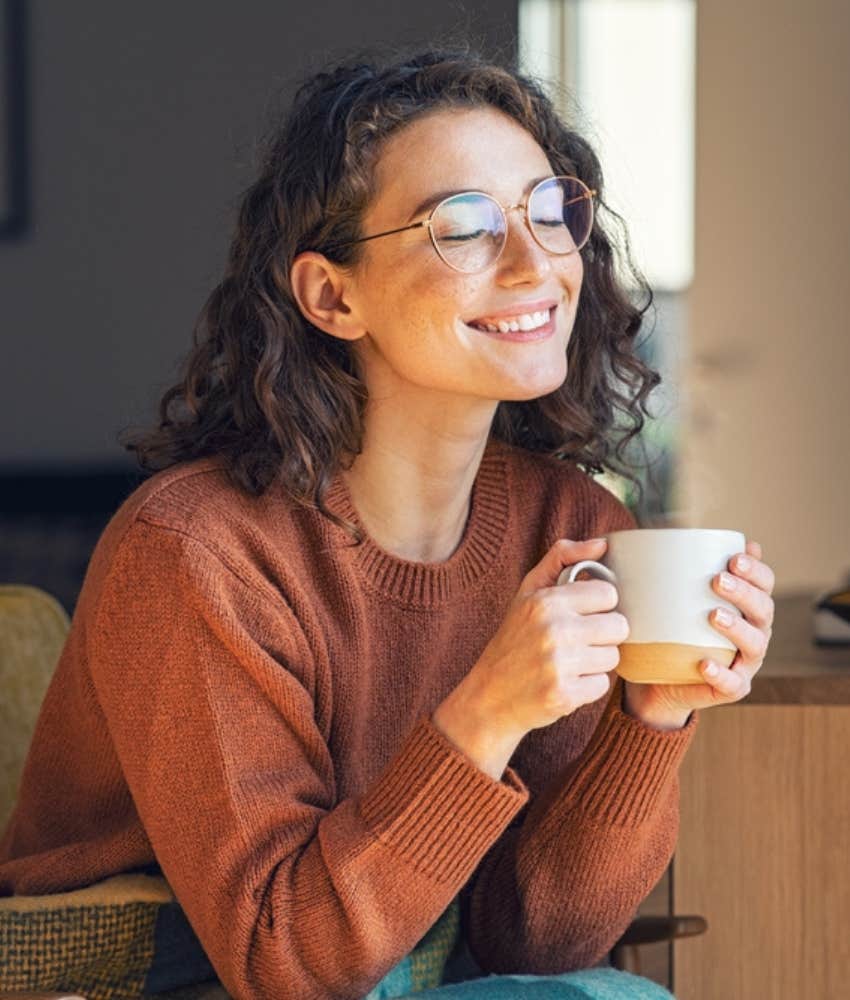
top-left (469, 308), bottom-right (552, 333)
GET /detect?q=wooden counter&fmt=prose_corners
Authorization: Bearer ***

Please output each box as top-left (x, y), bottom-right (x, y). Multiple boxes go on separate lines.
top-left (672, 592), bottom-right (850, 999)
top-left (749, 591), bottom-right (850, 703)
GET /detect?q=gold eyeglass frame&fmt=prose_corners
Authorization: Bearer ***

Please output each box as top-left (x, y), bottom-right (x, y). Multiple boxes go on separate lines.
top-left (335, 175), bottom-right (597, 274)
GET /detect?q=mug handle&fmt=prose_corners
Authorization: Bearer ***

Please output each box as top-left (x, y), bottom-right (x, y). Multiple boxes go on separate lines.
top-left (556, 559), bottom-right (618, 587)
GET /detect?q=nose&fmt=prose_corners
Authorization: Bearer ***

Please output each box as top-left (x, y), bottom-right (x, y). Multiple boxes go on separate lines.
top-left (496, 204), bottom-right (553, 285)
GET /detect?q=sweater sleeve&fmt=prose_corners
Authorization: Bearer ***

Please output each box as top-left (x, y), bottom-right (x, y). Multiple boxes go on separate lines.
top-left (462, 678), bottom-right (695, 973)
top-left (460, 476), bottom-right (698, 973)
top-left (88, 520), bottom-right (527, 1000)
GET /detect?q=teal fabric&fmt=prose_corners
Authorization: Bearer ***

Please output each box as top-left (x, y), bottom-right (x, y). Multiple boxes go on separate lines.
top-left (364, 896), bottom-right (674, 1000)
top-left (400, 968), bottom-right (675, 998)
top-left (365, 958), bottom-right (415, 999)
top-left (367, 960), bottom-right (676, 1000)
top-left (364, 899), bottom-right (460, 999)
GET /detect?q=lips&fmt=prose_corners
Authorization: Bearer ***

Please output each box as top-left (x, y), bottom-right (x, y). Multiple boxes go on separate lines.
top-left (467, 308), bottom-right (550, 333)
top-left (464, 298), bottom-right (561, 334)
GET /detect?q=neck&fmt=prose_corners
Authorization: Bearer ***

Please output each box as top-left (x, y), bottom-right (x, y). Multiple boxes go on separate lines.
top-left (341, 422), bottom-right (494, 564)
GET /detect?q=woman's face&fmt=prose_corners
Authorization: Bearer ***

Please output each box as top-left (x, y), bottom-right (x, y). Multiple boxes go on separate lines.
top-left (345, 106), bottom-right (585, 412)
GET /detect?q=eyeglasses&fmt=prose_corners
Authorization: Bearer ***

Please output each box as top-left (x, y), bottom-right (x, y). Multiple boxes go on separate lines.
top-left (334, 175), bottom-right (595, 274)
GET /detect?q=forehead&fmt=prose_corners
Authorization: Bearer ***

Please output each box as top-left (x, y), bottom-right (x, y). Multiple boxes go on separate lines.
top-left (366, 107), bottom-right (553, 223)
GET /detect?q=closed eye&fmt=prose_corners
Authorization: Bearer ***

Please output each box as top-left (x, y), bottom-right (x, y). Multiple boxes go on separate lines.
top-left (532, 217), bottom-right (568, 228)
top-left (440, 229), bottom-right (490, 242)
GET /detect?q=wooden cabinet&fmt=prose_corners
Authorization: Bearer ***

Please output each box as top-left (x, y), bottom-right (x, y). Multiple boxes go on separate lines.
top-left (672, 594), bottom-right (850, 998)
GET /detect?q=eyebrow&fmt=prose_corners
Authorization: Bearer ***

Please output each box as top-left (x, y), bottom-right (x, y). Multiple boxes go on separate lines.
top-left (404, 176), bottom-right (552, 223)
top-left (405, 189), bottom-right (467, 224)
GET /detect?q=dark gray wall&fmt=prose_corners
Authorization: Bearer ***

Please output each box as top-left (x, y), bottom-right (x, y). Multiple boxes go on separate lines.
top-left (0, 1), bottom-right (517, 468)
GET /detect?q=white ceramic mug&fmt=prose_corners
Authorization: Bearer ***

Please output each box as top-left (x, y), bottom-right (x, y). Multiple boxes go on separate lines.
top-left (556, 528), bottom-right (746, 685)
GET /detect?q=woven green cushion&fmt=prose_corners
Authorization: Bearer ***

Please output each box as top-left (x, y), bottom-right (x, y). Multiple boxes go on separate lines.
top-left (1, 877), bottom-right (459, 999)
top-left (0, 584), bottom-right (71, 830)
top-left (0, 874), bottom-right (222, 999)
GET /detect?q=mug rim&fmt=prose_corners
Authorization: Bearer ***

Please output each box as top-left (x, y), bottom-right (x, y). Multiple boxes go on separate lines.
top-left (605, 527), bottom-right (745, 539)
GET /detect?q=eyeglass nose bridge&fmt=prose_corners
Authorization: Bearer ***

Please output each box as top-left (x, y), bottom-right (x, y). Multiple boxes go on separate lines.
top-left (498, 199), bottom-right (553, 258)
top-left (500, 185), bottom-right (595, 259)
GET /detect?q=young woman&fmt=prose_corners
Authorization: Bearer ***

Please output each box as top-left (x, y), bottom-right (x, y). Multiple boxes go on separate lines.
top-left (0, 49), bottom-right (775, 999)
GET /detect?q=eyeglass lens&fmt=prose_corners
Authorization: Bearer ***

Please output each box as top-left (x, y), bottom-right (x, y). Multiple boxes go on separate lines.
top-left (429, 177), bottom-right (593, 273)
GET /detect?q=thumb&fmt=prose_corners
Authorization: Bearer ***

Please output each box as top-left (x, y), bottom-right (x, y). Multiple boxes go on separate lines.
top-left (518, 537), bottom-right (608, 598)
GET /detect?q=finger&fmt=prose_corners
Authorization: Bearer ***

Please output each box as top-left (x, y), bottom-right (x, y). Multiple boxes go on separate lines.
top-left (709, 606), bottom-right (769, 664)
top-left (521, 537), bottom-right (607, 596)
top-left (559, 611), bottom-right (629, 656)
top-left (713, 573), bottom-right (775, 630)
top-left (575, 609), bottom-right (630, 646)
top-left (700, 657), bottom-right (752, 701)
top-left (746, 539), bottom-right (763, 560)
top-left (542, 578), bottom-right (620, 614)
top-left (573, 645), bottom-right (622, 674)
top-left (726, 549), bottom-right (775, 596)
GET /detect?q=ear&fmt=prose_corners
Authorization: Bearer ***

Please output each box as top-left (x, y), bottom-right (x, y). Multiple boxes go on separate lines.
top-left (289, 252), bottom-right (366, 342)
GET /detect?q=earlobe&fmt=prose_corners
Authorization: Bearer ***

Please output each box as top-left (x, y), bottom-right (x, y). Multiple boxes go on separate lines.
top-left (289, 252), bottom-right (365, 342)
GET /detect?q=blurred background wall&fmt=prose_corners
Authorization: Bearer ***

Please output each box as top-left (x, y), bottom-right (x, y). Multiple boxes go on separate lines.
top-left (0, 0), bottom-right (516, 610)
top-left (1, 0), bottom-right (848, 611)
top-left (0, 0), bottom-right (515, 468)
top-left (678, 0), bottom-right (850, 593)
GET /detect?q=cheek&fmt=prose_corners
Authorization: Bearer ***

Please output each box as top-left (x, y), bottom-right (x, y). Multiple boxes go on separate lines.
top-left (375, 265), bottom-right (483, 334)
top-left (556, 253), bottom-right (584, 294)
top-left (364, 241), bottom-right (460, 309)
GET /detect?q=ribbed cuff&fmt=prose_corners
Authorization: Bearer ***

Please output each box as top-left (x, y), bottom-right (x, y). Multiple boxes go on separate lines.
top-left (359, 718), bottom-right (528, 883)
top-left (553, 682), bottom-right (697, 828)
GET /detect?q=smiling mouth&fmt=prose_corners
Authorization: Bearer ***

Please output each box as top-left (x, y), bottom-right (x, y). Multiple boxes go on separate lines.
top-left (465, 306), bottom-right (554, 334)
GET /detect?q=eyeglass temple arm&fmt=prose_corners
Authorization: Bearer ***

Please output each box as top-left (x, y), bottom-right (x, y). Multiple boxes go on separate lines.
top-left (563, 189), bottom-right (596, 207)
top-left (348, 220), bottom-right (430, 246)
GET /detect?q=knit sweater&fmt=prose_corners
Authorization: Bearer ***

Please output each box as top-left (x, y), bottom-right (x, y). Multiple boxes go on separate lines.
top-left (0, 436), bottom-right (697, 1000)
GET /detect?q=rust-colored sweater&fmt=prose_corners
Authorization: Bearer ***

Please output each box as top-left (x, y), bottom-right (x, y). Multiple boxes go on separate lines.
top-left (0, 437), bottom-right (697, 999)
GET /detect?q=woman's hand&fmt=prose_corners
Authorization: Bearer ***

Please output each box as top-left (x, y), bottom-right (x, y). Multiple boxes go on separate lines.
top-left (432, 537), bottom-right (627, 779)
top-left (623, 540), bottom-right (776, 730)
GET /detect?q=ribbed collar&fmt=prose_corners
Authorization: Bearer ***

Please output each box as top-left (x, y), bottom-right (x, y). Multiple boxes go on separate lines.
top-left (323, 436), bottom-right (511, 608)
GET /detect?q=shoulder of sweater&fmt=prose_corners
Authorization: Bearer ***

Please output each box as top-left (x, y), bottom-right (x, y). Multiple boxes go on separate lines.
top-left (495, 440), bottom-right (634, 530)
top-left (105, 456), bottom-right (301, 540)
top-left (73, 460), bottom-right (323, 687)
top-left (88, 457), bottom-right (315, 607)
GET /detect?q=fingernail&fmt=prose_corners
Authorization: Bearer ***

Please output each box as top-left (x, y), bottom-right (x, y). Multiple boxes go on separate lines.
top-left (735, 556), bottom-right (751, 573)
top-left (714, 607), bottom-right (733, 627)
top-left (704, 661), bottom-right (719, 677)
top-left (720, 572), bottom-right (737, 592)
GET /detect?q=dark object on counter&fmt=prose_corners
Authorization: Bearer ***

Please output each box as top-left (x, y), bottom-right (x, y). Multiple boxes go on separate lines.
top-left (813, 586), bottom-right (850, 645)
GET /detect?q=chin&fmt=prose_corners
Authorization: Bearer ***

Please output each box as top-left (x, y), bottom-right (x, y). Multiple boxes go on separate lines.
top-left (517, 363), bottom-right (568, 399)
top-left (499, 375), bottom-right (567, 403)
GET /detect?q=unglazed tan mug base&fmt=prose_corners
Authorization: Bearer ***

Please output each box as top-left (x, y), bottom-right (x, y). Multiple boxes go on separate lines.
top-left (615, 641), bottom-right (736, 685)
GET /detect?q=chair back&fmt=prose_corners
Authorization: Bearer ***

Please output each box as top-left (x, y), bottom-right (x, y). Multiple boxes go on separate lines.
top-left (0, 584), bottom-right (70, 830)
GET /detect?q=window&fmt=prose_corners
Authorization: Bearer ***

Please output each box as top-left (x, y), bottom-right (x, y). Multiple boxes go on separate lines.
top-left (519, 0), bottom-right (696, 521)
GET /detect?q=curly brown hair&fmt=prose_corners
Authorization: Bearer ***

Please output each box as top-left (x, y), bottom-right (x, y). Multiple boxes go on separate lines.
top-left (121, 46), bottom-right (660, 543)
